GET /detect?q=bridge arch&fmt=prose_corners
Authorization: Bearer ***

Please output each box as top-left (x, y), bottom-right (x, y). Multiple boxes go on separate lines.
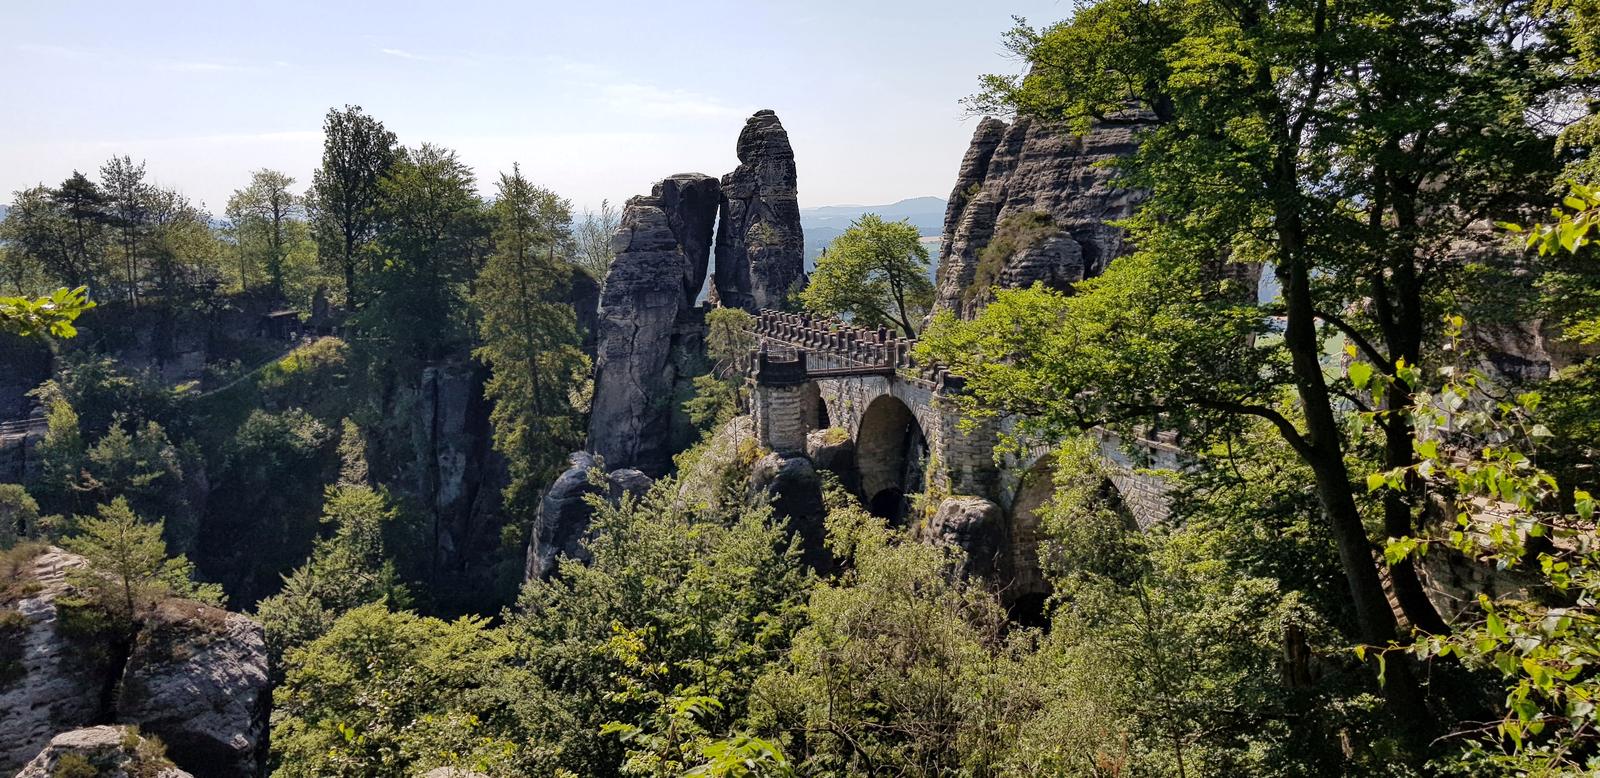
top-left (856, 393), bottom-right (928, 523)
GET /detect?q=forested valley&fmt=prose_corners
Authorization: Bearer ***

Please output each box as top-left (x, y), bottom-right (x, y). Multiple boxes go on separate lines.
top-left (3, 0), bottom-right (1600, 776)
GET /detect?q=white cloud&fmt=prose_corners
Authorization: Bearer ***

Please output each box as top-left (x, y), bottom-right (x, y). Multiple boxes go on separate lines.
top-left (594, 82), bottom-right (747, 121)
top-left (378, 47), bottom-right (425, 60)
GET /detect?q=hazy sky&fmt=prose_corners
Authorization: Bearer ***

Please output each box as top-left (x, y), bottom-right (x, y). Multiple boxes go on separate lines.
top-left (2, 0), bottom-right (1073, 215)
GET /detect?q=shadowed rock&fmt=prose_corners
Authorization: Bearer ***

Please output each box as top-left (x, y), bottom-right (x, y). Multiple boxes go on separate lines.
top-left (588, 174), bottom-right (720, 475)
top-left (525, 451), bottom-right (656, 581)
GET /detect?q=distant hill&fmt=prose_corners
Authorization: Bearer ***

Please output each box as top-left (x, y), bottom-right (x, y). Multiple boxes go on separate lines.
top-left (800, 197), bottom-right (946, 270)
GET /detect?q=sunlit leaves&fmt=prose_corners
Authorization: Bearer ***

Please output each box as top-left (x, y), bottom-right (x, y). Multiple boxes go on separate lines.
top-left (0, 286), bottom-right (94, 339)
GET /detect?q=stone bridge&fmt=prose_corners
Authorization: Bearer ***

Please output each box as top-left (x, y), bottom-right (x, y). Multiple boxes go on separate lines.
top-left (746, 310), bottom-right (1179, 606)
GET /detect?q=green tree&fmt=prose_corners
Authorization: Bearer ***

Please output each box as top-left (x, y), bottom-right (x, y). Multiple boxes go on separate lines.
top-left (144, 186), bottom-right (223, 298)
top-left (925, 0), bottom-right (1573, 722)
top-left (360, 143), bottom-right (489, 366)
top-left (62, 497), bottom-right (219, 627)
top-left (0, 484), bottom-right (41, 548)
top-left (255, 483), bottom-right (410, 666)
top-left (1, 184), bottom-right (100, 292)
top-left (307, 105), bottom-right (399, 306)
top-left (684, 306), bottom-right (756, 434)
top-left (472, 165), bottom-right (587, 525)
top-left (79, 418), bottom-right (195, 551)
top-left (573, 198), bottom-right (619, 288)
top-left (507, 474), bottom-right (812, 776)
top-left (751, 497), bottom-right (1018, 775)
top-left (100, 155), bottom-right (152, 306)
top-left (270, 604), bottom-right (517, 778)
top-left (229, 169), bottom-right (302, 294)
top-left (801, 214), bottom-right (932, 337)
top-left (50, 172), bottom-right (111, 291)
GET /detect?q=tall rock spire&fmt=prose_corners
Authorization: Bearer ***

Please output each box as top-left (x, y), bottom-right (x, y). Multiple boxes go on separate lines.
top-left (587, 173), bottom-right (720, 475)
top-left (713, 109), bottom-right (805, 311)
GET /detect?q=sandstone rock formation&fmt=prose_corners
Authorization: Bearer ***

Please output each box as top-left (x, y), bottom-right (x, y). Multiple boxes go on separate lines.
top-left (588, 174), bottom-right (721, 475)
top-left (525, 451), bottom-right (655, 580)
top-left (15, 726), bottom-right (193, 778)
top-left (749, 452), bottom-right (831, 572)
top-left (0, 548), bottom-right (269, 777)
top-left (933, 112), bottom-right (1156, 319)
top-left (714, 110), bottom-right (805, 312)
top-left (1, 550), bottom-right (106, 774)
top-left (117, 598), bottom-right (270, 778)
top-left (805, 427), bottom-right (859, 495)
top-left (924, 496), bottom-right (1006, 580)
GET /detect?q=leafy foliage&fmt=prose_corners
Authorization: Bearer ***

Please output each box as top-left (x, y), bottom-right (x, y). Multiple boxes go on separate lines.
top-left (801, 214), bottom-right (933, 337)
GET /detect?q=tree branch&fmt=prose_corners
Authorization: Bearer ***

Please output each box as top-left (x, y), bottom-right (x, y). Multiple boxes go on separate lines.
top-left (1315, 308), bottom-right (1390, 369)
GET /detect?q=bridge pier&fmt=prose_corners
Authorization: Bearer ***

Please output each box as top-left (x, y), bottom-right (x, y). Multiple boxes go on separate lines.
top-left (751, 347), bottom-right (811, 456)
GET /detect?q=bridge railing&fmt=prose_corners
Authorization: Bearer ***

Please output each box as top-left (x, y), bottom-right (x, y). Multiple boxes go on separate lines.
top-left (751, 310), bottom-right (915, 368)
top-left (749, 309), bottom-right (972, 390)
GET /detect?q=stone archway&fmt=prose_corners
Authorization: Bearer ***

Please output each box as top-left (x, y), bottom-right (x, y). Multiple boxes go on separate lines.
top-left (1007, 453), bottom-right (1057, 620)
top-left (856, 394), bottom-right (928, 524)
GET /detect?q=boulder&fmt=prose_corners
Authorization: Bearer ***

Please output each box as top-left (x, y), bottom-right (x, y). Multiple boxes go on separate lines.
top-left (933, 112), bottom-right (1157, 319)
top-left (526, 451), bottom-right (603, 580)
top-left (15, 725), bottom-right (192, 778)
top-left (0, 548), bottom-right (269, 777)
top-left (924, 497), bottom-right (1007, 580)
top-left (588, 174), bottom-right (721, 475)
top-left (714, 110), bottom-right (805, 311)
top-left (116, 598), bottom-right (270, 778)
top-left (525, 453), bottom-right (657, 581)
top-left (750, 452), bottom-right (832, 572)
top-left (804, 428), bottom-right (859, 494)
top-left (607, 468), bottom-right (653, 502)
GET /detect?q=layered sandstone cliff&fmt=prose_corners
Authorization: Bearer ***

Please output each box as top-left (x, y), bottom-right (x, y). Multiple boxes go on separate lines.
top-left (933, 112), bottom-right (1156, 319)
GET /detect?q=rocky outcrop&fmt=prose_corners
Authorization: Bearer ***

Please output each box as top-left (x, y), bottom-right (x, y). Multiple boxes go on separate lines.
top-left (805, 428), bottom-right (859, 495)
top-left (588, 174), bottom-right (721, 475)
top-left (117, 599), bottom-right (269, 778)
top-left (1, 550), bottom-right (107, 774)
top-left (15, 726), bottom-right (192, 778)
top-left (714, 110), bottom-right (805, 312)
top-left (750, 452), bottom-right (832, 572)
top-left (923, 496), bottom-right (1007, 580)
top-left (525, 452), bottom-right (655, 581)
top-left (933, 113), bottom-right (1156, 319)
top-left (0, 548), bottom-right (269, 777)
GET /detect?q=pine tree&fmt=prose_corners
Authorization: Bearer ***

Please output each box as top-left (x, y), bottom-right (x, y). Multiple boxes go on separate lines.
top-left (472, 165), bottom-right (588, 521)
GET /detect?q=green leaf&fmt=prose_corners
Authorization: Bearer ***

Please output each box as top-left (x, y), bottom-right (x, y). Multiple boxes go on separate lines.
top-left (1348, 361), bottom-right (1373, 390)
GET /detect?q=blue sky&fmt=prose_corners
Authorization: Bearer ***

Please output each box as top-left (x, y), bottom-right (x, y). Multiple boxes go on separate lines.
top-left (2, 0), bottom-right (1072, 215)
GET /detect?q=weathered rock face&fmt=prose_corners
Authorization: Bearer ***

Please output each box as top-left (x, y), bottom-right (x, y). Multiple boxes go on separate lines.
top-left (1, 550), bottom-right (108, 774)
top-left (403, 361), bottom-right (503, 610)
top-left (0, 549), bottom-right (269, 777)
top-left (923, 496), bottom-right (1007, 580)
top-left (526, 451), bottom-right (602, 580)
top-left (750, 452), bottom-right (832, 572)
top-left (117, 599), bottom-right (270, 778)
top-left (714, 110), bottom-right (805, 312)
top-left (588, 174), bottom-right (721, 475)
top-left (805, 428), bottom-right (859, 495)
top-left (15, 726), bottom-right (193, 778)
top-left (525, 451), bottom-right (655, 581)
top-left (933, 113), bottom-right (1155, 319)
